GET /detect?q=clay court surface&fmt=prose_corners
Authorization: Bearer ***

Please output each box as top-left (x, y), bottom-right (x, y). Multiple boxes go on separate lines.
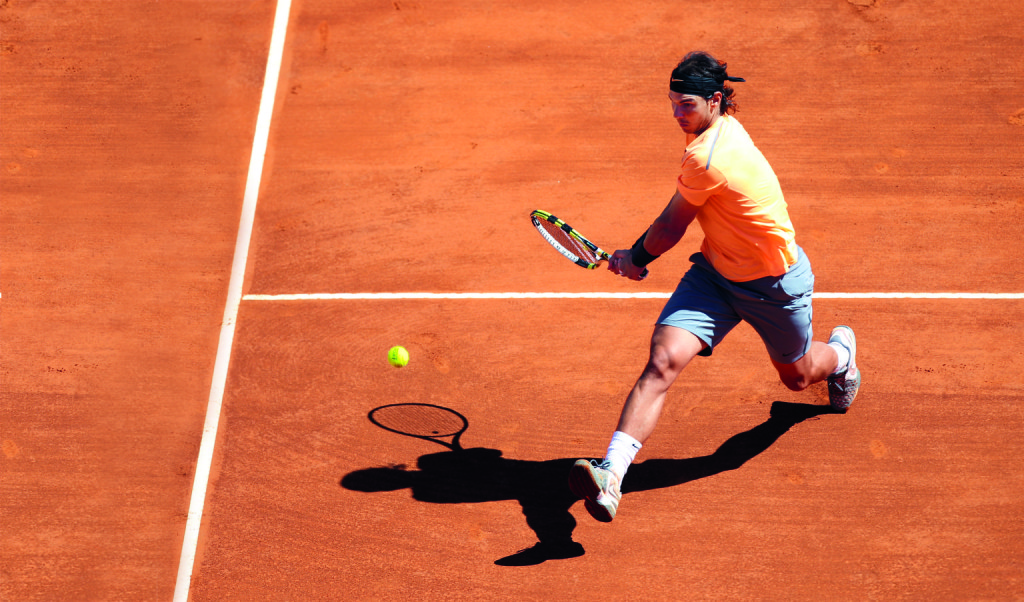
top-left (3, 0), bottom-right (1024, 600)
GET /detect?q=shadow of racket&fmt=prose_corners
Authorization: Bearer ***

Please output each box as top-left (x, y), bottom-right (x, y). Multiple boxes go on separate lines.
top-left (368, 403), bottom-right (468, 451)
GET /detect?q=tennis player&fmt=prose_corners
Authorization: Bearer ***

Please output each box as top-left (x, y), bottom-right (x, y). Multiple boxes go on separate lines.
top-left (568, 51), bottom-right (861, 523)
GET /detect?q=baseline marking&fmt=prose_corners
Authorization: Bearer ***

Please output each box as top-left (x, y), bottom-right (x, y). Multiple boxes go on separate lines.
top-left (173, 1), bottom-right (292, 600)
top-left (242, 292), bottom-right (1024, 301)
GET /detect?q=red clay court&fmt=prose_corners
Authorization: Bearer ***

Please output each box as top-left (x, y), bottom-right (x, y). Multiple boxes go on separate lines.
top-left (3, 0), bottom-right (1023, 600)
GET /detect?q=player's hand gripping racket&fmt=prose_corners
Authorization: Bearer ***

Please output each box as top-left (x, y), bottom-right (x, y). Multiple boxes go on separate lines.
top-left (369, 403), bottom-right (468, 451)
top-left (530, 210), bottom-right (647, 279)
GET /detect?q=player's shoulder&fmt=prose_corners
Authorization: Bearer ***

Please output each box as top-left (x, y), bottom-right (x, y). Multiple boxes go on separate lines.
top-left (681, 136), bottom-right (712, 175)
top-left (684, 116), bottom-right (751, 165)
top-left (719, 115), bottom-right (759, 150)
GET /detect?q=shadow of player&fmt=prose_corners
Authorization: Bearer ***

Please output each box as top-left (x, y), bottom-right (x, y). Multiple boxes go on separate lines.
top-left (341, 401), bottom-right (837, 566)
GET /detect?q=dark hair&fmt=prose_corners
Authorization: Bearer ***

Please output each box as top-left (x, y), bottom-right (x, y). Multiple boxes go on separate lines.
top-left (671, 51), bottom-right (738, 115)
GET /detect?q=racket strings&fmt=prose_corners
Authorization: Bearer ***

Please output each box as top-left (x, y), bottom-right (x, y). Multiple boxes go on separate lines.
top-left (535, 218), bottom-right (601, 264)
top-left (371, 404), bottom-right (466, 437)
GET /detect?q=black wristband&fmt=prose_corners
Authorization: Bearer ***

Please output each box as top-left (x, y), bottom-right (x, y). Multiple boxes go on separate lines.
top-left (630, 231), bottom-right (660, 267)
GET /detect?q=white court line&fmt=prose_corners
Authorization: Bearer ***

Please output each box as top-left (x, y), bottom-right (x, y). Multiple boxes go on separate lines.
top-left (243, 292), bottom-right (1024, 301)
top-left (173, 1), bottom-right (292, 600)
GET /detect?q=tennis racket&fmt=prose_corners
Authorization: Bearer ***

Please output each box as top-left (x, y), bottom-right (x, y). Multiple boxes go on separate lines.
top-left (530, 209), bottom-right (648, 278)
top-left (368, 403), bottom-right (468, 451)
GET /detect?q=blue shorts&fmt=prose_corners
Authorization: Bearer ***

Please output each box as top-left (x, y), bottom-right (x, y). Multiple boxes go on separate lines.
top-left (657, 246), bottom-right (815, 364)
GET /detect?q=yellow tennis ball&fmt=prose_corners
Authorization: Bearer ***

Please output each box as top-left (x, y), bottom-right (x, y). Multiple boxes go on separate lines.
top-left (387, 345), bottom-right (409, 368)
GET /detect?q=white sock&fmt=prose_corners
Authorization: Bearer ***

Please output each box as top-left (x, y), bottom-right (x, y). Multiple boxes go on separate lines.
top-left (829, 342), bottom-right (850, 375)
top-left (603, 431), bottom-right (642, 480)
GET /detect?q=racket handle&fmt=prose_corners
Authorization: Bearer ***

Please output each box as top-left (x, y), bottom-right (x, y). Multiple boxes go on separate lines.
top-left (605, 252), bottom-right (650, 280)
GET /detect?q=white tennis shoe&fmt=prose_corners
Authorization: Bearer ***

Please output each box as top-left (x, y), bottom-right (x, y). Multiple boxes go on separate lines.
top-left (568, 459), bottom-right (621, 522)
top-left (827, 325), bottom-right (860, 412)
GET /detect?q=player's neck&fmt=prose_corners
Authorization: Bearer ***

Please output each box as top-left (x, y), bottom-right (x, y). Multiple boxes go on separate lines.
top-left (694, 112), bottom-right (722, 137)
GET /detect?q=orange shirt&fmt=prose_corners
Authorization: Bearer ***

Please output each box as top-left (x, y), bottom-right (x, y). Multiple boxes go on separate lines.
top-left (676, 115), bottom-right (798, 282)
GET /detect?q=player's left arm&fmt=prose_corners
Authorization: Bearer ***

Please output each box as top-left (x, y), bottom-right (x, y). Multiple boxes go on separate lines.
top-left (644, 190), bottom-right (700, 255)
top-left (610, 190), bottom-right (699, 280)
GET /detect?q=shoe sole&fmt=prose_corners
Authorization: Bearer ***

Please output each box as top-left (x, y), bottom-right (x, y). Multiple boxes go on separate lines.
top-left (568, 461), bottom-right (599, 498)
top-left (568, 461), bottom-right (615, 523)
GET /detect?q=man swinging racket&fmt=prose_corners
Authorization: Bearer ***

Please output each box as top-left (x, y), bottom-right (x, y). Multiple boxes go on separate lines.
top-left (568, 50), bottom-right (862, 523)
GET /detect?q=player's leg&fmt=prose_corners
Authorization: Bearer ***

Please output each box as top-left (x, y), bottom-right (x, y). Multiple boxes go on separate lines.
top-left (771, 328), bottom-right (860, 411)
top-left (615, 324), bottom-right (705, 443)
top-left (737, 247), bottom-right (860, 408)
top-left (772, 341), bottom-right (836, 392)
top-left (569, 256), bottom-right (737, 522)
top-left (568, 325), bottom-right (703, 522)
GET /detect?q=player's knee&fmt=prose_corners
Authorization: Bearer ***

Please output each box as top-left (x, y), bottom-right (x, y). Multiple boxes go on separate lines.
top-left (780, 373), bottom-right (812, 392)
top-left (644, 326), bottom-right (701, 383)
top-left (775, 353), bottom-right (817, 392)
top-left (777, 365), bottom-right (816, 391)
top-left (645, 344), bottom-right (681, 381)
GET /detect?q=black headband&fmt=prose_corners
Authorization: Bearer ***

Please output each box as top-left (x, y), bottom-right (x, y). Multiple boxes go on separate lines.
top-left (669, 75), bottom-right (745, 97)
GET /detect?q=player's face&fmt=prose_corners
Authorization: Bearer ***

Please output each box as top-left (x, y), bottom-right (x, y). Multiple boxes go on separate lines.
top-left (670, 91), bottom-right (721, 136)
